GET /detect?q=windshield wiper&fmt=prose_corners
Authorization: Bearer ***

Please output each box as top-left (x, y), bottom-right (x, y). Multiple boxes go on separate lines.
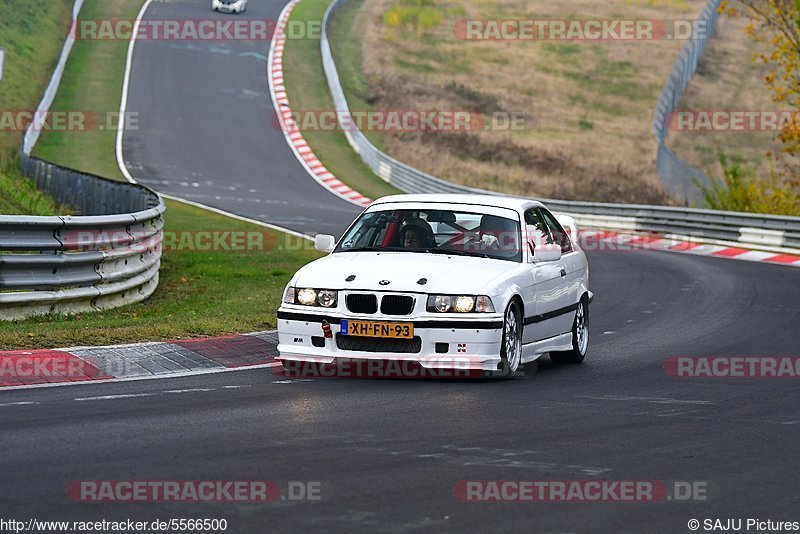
top-left (340, 246), bottom-right (398, 252)
top-left (422, 248), bottom-right (490, 258)
top-left (341, 247), bottom-right (491, 258)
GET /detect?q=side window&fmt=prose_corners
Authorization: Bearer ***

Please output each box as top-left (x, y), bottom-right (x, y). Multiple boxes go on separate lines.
top-left (539, 209), bottom-right (573, 254)
top-left (523, 208), bottom-right (552, 253)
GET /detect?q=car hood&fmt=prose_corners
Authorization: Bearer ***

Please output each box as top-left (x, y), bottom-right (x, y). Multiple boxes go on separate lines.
top-left (292, 252), bottom-right (515, 294)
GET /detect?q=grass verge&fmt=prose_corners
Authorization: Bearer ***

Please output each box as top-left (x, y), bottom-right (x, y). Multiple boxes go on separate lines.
top-left (1, 0), bottom-right (322, 349)
top-left (328, 0), bottom-right (387, 151)
top-left (0, 0), bottom-right (75, 158)
top-left (0, 0), bottom-right (74, 215)
top-left (0, 164), bottom-right (65, 215)
top-left (281, 0), bottom-right (400, 200)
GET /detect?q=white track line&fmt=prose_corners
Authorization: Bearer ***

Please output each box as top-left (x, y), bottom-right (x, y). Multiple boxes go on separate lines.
top-left (161, 194), bottom-right (313, 241)
top-left (116, 0), bottom-right (155, 185)
top-left (74, 393), bottom-right (153, 402)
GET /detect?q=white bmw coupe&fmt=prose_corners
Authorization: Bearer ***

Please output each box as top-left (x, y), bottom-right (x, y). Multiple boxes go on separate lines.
top-left (277, 194), bottom-right (591, 377)
top-left (211, 0), bottom-right (248, 13)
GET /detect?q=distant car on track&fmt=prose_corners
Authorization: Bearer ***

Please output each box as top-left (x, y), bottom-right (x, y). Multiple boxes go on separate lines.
top-left (211, 0), bottom-right (248, 14)
top-left (277, 194), bottom-right (591, 377)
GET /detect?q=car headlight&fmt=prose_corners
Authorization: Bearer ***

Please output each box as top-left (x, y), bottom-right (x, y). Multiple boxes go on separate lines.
top-left (297, 288), bottom-right (316, 305)
top-left (426, 295), bottom-right (494, 313)
top-left (317, 290), bottom-right (337, 308)
top-left (288, 287), bottom-right (338, 308)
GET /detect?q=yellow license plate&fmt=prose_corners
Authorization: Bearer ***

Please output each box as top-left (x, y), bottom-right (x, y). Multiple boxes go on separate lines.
top-left (341, 319), bottom-right (414, 339)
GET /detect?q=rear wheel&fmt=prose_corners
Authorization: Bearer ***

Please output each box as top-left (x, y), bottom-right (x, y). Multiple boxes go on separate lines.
top-left (496, 300), bottom-right (522, 377)
top-left (551, 298), bottom-right (588, 364)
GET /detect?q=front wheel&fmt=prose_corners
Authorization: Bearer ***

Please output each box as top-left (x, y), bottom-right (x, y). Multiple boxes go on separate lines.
top-left (551, 298), bottom-right (588, 364)
top-left (495, 300), bottom-right (522, 377)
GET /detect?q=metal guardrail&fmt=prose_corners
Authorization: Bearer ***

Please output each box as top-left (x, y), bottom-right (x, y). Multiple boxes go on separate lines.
top-left (1, 0), bottom-right (166, 322)
top-left (320, 0), bottom-right (800, 252)
top-left (19, 153), bottom-right (160, 215)
top-left (652, 0), bottom-right (723, 204)
top-left (1, 155), bottom-right (166, 321)
top-left (539, 199), bottom-right (800, 250)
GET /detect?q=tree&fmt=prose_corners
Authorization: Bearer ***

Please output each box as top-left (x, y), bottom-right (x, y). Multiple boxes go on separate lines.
top-left (721, 0), bottom-right (799, 174)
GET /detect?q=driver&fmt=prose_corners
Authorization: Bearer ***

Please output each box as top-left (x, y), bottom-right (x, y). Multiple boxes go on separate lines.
top-left (400, 219), bottom-right (435, 249)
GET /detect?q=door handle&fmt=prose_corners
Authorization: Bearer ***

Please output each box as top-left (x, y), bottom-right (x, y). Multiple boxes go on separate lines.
top-left (560, 268), bottom-right (566, 277)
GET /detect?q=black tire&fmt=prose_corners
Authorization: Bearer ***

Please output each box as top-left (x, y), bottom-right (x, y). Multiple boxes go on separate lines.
top-left (551, 297), bottom-right (588, 364)
top-left (494, 300), bottom-right (523, 378)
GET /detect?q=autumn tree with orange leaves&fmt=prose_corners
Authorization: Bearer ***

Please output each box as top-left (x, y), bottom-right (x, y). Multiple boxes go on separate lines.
top-left (698, 0), bottom-right (800, 215)
top-left (721, 0), bottom-right (799, 165)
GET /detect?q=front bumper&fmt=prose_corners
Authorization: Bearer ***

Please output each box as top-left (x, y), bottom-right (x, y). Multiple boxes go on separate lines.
top-left (276, 309), bottom-right (503, 371)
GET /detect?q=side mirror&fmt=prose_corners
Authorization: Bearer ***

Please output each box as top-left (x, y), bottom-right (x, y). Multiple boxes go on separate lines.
top-left (314, 234), bottom-right (336, 253)
top-left (533, 243), bottom-right (562, 262)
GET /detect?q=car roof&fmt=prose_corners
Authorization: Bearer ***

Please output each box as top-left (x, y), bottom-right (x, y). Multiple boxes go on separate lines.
top-left (370, 194), bottom-right (543, 212)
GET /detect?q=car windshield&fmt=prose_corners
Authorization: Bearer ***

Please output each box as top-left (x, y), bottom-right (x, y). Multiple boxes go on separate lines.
top-left (335, 208), bottom-right (522, 262)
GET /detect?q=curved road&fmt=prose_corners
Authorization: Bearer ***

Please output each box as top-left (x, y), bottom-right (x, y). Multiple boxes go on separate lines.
top-left (120, 0), bottom-right (361, 236)
top-left (3, 0), bottom-right (800, 532)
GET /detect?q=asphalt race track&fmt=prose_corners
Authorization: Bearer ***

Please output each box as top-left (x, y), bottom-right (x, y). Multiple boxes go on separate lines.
top-left (3, 250), bottom-right (800, 532)
top-left (3, 0), bottom-right (800, 532)
top-left (121, 0), bottom-right (361, 236)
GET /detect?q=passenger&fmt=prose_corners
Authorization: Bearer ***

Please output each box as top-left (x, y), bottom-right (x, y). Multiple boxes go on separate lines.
top-left (479, 215), bottom-right (517, 251)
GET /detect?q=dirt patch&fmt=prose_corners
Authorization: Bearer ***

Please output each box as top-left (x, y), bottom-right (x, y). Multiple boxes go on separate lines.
top-left (367, 71), bottom-right (671, 203)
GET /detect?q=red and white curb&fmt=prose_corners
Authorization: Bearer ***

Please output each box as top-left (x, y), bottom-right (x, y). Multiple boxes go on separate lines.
top-left (0, 332), bottom-right (281, 390)
top-left (580, 230), bottom-right (800, 267)
top-left (268, 0), bottom-right (371, 207)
